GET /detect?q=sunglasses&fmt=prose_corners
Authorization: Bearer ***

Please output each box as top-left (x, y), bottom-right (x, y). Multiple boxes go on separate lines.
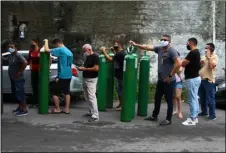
top-left (160, 39), bottom-right (168, 41)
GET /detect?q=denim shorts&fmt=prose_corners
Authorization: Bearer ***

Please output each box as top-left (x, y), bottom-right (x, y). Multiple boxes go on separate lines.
top-left (175, 81), bottom-right (183, 89)
top-left (116, 79), bottom-right (123, 97)
top-left (10, 78), bottom-right (26, 103)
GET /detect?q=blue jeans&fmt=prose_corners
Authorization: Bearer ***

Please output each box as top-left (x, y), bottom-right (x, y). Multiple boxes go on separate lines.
top-left (199, 79), bottom-right (216, 118)
top-left (116, 78), bottom-right (123, 97)
top-left (10, 78), bottom-right (26, 103)
top-left (185, 77), bottom-right (201, 120)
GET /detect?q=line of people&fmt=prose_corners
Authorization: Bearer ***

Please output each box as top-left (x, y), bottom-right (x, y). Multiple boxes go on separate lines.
top-left (130, 35), bottom-right (218, 126)
top-left (5, 35), bottom-right (219, 126)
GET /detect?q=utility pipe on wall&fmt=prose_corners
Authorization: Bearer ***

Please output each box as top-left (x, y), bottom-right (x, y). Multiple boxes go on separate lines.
top-left (212, 1), bottom-right (216, 44)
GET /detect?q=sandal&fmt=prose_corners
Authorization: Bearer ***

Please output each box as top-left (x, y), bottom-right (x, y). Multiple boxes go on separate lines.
top-left (61, 109), bottom-right (70, 114)
top-left (48, 108), bottom-right (61, 114)
top-left (116, 104), bottom-right (121, 109)
top-left (116, 107), bottom-right (122, 111)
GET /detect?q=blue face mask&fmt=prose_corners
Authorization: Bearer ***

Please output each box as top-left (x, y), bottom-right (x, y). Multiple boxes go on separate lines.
top-left (8, 48), bottom-right (15, 53)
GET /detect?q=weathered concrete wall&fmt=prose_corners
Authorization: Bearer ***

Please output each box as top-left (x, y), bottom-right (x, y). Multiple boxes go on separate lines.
top-left (65, 1), bottom-right (225, 82)
top-left (1, 1), bottom-right (225, 82)
top-left (1, 1), bottom-right (64, 49)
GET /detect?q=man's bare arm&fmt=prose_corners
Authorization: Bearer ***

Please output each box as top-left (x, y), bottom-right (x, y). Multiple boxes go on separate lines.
top-left (208, 58), bottom-right (217, 69)
top-left (129, 40), bottom-right (154, 51)
top-left (182, 59), bottom-right (190, 67)
top-left (83, 65), bottom-right (99, 72)
top-left (170, 57), bottom-right (182, 76)
top-left (100, 47), bottom-right (113, 62)
top-left (43, 39), bottom-right (51, 52)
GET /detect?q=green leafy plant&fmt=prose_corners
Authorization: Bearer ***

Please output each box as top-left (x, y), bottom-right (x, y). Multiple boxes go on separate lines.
top-left (113, 81), bottom-right (188, 104)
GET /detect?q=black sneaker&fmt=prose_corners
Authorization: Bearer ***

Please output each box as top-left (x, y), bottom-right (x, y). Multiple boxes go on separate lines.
top-left (88, 117), bottom-right (99, 122)
top-left (14, 110), bottom-right (28, 117)
top-left (159, 120), bottom-right (171, 126)
top-left (209, 116), bottom-right (217, 120)
top-left (144, 116), bottom-right (158, 121)
top-left (198, 112), bottom-right (208, 116)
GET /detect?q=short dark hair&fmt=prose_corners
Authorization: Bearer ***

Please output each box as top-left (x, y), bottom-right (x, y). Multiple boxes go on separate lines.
top-left (52, 38), bottom-right (63, 44)
top-left (9, 41), bottom-right (19, 49)
top-left (163, 34), bottom-right (171, 42)
top-left (188, 37), bottom-right (198, 45)
top-left (31, 38), bottom-right (40, 46)
top-left (114, 40), bottom-right (123, 47)
top-left (206, 43), bottom-right (215, 52)
top-left (31, 38), bottom-right (40, 44)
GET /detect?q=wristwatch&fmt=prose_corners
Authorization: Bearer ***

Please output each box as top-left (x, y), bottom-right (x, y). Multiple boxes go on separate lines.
top-left (169, 74), bottom-right (173, 78)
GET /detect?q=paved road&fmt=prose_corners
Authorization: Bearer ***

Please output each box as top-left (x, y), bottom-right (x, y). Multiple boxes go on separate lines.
top-left (1, 101), bottom-right (225, 152)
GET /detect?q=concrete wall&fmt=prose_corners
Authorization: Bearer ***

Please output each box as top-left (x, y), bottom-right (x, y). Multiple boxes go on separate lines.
top-left (1, 1), bottom-right (225, 83)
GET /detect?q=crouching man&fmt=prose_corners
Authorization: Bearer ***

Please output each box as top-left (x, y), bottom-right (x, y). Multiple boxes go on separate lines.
top-left (78, 44), bottom-right (99, 122)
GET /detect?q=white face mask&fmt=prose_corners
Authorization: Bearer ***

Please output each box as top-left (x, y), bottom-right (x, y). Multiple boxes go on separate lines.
top-left (160, 41), bottom-right (169, 47)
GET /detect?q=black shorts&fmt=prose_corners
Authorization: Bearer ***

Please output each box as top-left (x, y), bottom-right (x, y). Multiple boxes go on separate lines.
top-left (51, 78), bottom-right (71, 95)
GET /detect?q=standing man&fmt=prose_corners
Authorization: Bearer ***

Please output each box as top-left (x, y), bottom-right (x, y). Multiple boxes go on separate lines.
top-left (8, 42), bottom-right (28, 116)
top-left (77, 44), bottom-right (99, 122)
top-left (100, 40), bottom-right (127, 111)
top-left (199, 43), bottom-right (218, 120)
top-left (28, 38), bottom-right (40, 108)
top-left (43, 38), bottom-right (73, 114)
top-left (181, 38), bottom-right (201, 126)
top-left (130, 34), bottom-right (181, 126)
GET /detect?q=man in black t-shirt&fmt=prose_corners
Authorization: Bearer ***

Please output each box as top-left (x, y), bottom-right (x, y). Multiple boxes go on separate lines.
top-left (181, 37), bottom-right (201, 126)
top-left (77, 44), bottom-right (99, 122)
top-left (101, 41), bottom-right (127, 111)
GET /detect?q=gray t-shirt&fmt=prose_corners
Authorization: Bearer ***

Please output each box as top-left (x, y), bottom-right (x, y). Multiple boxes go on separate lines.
top-left (153, 46), bottom-right (179, 81)
top-left (8, 52), bottom-right (26, 80)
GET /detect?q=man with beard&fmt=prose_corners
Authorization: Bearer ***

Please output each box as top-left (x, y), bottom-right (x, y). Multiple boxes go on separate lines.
top-left (129, 35), bottom-right (181, 126)
top-left (181, 37), bottom-right (201, 126)
top-left (100, 41), bottom-right (127, 111)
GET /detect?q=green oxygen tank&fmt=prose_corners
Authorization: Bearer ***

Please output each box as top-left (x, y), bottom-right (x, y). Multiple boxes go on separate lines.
top-left (106, 52), bottom-right (114, 108)
top-left (131, 48), bottom-right (138, 119)
top-left (39, 47), bottom-right (50, 114)
top-left (137, 51), bottom-right (150, 116)
top-left (97, 53), bottom-right (108, 111)
top-left (120, 46), bottom-right (136, 122)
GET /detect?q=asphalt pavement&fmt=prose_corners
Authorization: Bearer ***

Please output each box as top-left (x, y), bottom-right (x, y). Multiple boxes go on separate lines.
top-left (1, 100), bottom-right (225, 152)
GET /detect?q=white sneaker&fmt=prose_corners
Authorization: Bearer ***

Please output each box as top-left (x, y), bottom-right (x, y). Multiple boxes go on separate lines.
top-left (182, 118), bottom-right (196, 126)
top-left (195, 118), bottom-right (198, 124)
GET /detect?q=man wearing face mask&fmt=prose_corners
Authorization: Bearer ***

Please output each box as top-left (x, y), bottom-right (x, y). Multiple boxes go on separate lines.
top-left (199, 43), bottom-right (218, 120)
top-left (129, 35), bottom-right (181, 126)
top-left (28, 38), bottom-right (40, 108)
top-left (77, 44), bottom-right (100, 122)
top-left (8, 42), bottom-right (28, 116)
top-left (100, 41), bottom-right (127, 111)
top-left (181, 38), bottom-right (201, 126)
